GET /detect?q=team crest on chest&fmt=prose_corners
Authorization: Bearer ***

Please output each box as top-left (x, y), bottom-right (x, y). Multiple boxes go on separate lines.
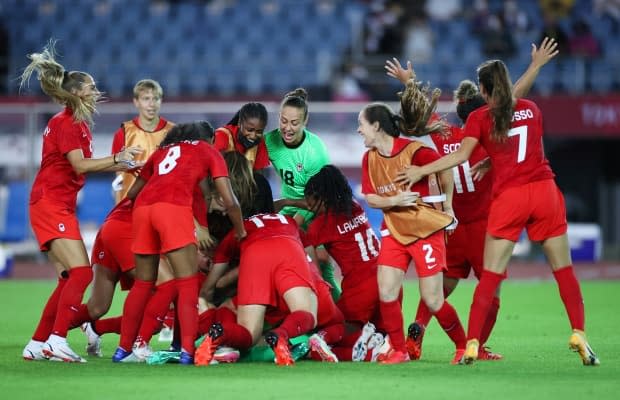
top-left (296, 163), bottom-right (303, 172)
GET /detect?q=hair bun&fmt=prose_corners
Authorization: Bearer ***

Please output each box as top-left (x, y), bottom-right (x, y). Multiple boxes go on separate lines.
top-left (285, 87), bottom-right (308, 101)
top-left (454, 80), bottom-right (479, 102)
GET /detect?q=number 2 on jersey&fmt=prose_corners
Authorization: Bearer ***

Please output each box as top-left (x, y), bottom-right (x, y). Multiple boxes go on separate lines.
top-left (158, 146), bottom-right (181, 175)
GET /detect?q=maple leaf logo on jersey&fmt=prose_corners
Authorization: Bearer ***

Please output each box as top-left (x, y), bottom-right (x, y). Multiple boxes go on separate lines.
top-left (296, 163), bottom-right (303, 172)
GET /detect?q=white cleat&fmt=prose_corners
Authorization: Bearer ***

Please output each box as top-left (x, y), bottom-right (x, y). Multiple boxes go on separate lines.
top-left (309, 333), bottom-right (339, 363)
top-left (128, 340), bottom-right (153, 363)
top-left (22, 339), bottom-right (46, 361)
top-left (81, 322), bottom-right (102, 357)
top-left (42, 335), bottom-right (86, 363)
top-left (352, 322), bottom-right (376, 362)
top-left (210, 346), bottom-right (241, 365)
top-left (370, 334), bottom-right (392, 362)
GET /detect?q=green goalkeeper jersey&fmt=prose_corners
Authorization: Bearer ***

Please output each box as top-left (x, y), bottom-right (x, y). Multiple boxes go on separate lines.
top-left (264, 128), bottom-right (330, 222)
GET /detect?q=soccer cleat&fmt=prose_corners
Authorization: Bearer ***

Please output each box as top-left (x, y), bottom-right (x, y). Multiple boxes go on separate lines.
top-left (112, 347), bottom-right (133, 363)
top-left (405, 322), bottom-right (425, 360)
top-left (568, 330), bottom-right (600, 366)
top-left (308, 333), bottom-right (338, 363)
top-left (461, 339), bottom-right (479, 365)
top-left (265, 331), bottom-right (294, 366)
top-left (212, 346), bottom-right (241, 364)
top-left (451, 348), bottom-right (466, 365)
top-left (179, 351), bottom-right (194, 365)
top-left (378, 349), bottom-right (410, 364)
top-left (81, 322), bottom-right (102, 357)
top-left (372, 334), bottom-right (394, 362)
top-left (158, 326), bottom-right (174, 343)
top-left (478, 346), bottom-right (503, 361)
top-left (129, 339), bottom-right (153, 362)
top-left (22, 340), bottom-right (46, 361)
top-left (352, 322), bottom-right (376, 362)
top-left (42, 336), bottom-right (86, 363)
top-left (194, 323), bottom-right (224, 366)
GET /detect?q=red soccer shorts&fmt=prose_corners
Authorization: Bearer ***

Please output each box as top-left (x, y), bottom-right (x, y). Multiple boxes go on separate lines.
top-left (132, 203), bottom-right (196, 254)
top-left (377, 230), bottom-right (447, 278)
top-left (91, 218), bottom-right (135, 290)
top-left (337, 274), bottom-right (380, 325)
top-left (30, 197), bottom-right (82, 251)
top-left (237, 237), bottom-right (314, 307)
top-left (488, 179), bottom-right (567, 242)
top-left (444, 218), bottom-right (487, 280)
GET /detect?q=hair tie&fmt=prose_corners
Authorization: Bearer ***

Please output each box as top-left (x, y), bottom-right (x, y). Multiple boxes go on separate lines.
top-left (63, 70), bottom-right (69, 80)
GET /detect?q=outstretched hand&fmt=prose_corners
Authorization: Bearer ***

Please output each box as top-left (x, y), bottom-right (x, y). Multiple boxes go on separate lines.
top-left (385, 57), bottom-right (415, 85)
top-left (470, 157), bottom-right (491, 181)
top-left (531, 37), bottom-right (559, 69)
top-left (394, 165), bottom-right (424, 187)
top-left (392, 190), bottom-right (420, 207)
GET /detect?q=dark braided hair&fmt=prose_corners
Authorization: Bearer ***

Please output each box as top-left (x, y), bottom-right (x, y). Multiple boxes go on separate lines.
top-left (227, 102), bottom-right (268, 126)
top-left (159, 120), bottom-right (214, 148)
top-left (304, 165), bottom-right (353, 219)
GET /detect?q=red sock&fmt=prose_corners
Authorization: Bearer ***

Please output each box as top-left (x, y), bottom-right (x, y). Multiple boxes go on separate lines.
top-left (379, 300), bottom-right (406, 352)
top-left (553, 266), bottom-right (585, 331)
top-left (52, 266), bottom-right (93, 338)
top-left (176, 274), bottom-right (199, 354)
top-left (32, 277), bottom-right (67, 342)
top-left (467, 270), bottom-right (504, 341)
top-left (137, 279), bottom-right (177, 343)
top-left (479, 296), bottom-right (500, 345)
top-left (93, 316), bottom-right (122, 335)
top-left (163, 307), bottom-right (175, 329)
top-left (220, 321), bottom-right (253, 350)
top-left (432, 301), bottom-right (466, 349)
top-left (215, 307), bottom-right (237, 325)
top-left (339, 328), bottom-right (363, 347)
top-left (317, 322), bottom-right (345, 345)
top-left (198, 309), bottom-right (216, 335)
top-left (414, 299), bottom-right (433, 329)
top-left (273, 310), bottom-right (315, 341)
top-left (119, 279), bottom-right (154, 351)
top-left (68, 303), bottom-right (93, 329)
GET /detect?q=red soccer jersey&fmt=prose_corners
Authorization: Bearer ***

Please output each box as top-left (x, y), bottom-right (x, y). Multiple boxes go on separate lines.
top-left (464, 98), bottom-right (555, 197)
top-left (214, 124), bottom-right (270, 170)
top-left (306, 202), bottom-right (379, 289)
top-left (431, 125), bottom-right (492, 223)
top-left (30, 108), bottom-right (93, 210)
top-left (110, 117), bottom-right (170, 153)
top-left (135, 141), bottom-right (228, 208)
top-left (213, 213), bottom-right (301, 263)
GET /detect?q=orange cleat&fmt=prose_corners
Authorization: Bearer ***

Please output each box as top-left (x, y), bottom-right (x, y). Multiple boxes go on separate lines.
top-left (194, 323), bottom-right (223, 367)
top-left (478, 346), bottom-right (503, 361)
top-left (405, 322), bottom-right (425, 360)
top-left (378, 349), bottom-right (410, 364)
top-left (265, 331), bottom-right (294, 366)
top-left (451, 348), bottom-right (465, 365)
top-left (569, 330), bottom-right (600, 366)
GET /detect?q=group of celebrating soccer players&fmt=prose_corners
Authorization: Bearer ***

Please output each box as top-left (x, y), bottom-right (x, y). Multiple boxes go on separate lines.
top-left (20, 36), bottom-right (600, 367)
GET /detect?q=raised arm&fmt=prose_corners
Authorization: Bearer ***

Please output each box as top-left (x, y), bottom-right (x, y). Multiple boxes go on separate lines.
top-left (512, 37), bottom-right (559, 98)
top-left (385, 57), bottom-right (415, 85)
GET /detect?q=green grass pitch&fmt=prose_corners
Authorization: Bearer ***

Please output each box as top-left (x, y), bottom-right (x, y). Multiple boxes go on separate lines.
top-left (1, 279), bottom-right (617, 400)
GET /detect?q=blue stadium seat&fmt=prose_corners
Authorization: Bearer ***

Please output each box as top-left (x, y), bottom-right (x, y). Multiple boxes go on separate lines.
top-left (77, 179), bottom-right (114, 226)
top-left (0, 181), bottom-right (29, 242)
